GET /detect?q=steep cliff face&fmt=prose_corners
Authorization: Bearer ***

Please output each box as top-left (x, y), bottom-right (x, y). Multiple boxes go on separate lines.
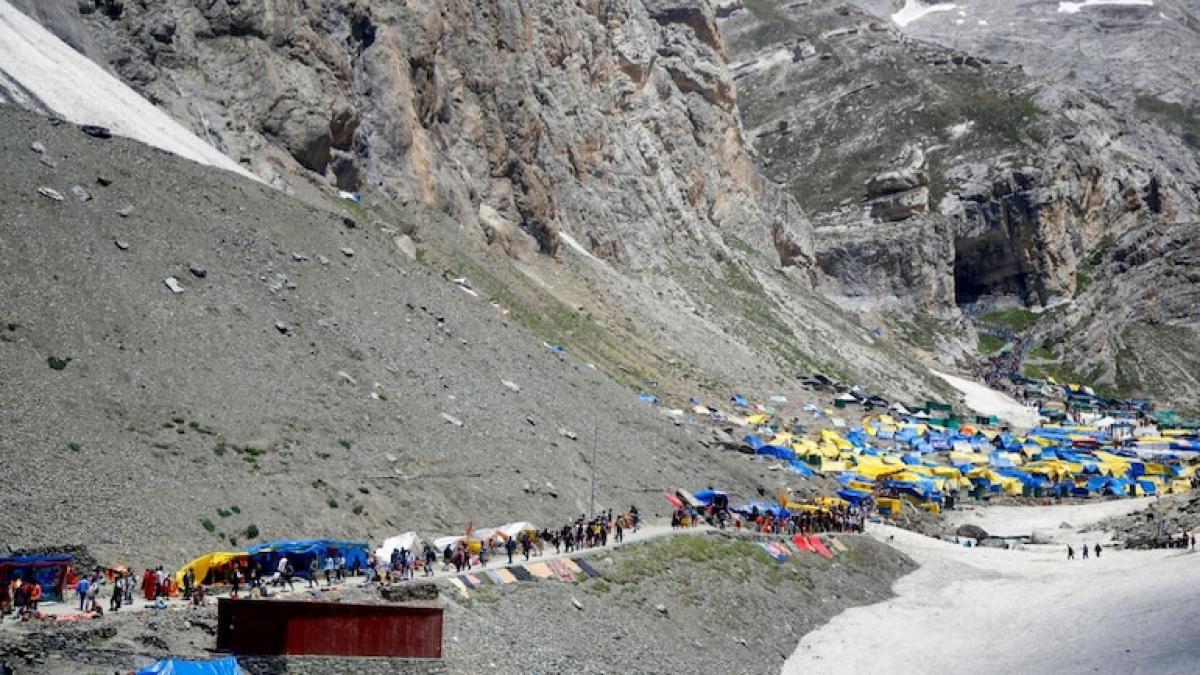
top-left (13, 0), bottom-right (960, 403)
top-left (22, 0), bottom-right (811, 275)
top-left (716, 0), bottom-right (1200, 407)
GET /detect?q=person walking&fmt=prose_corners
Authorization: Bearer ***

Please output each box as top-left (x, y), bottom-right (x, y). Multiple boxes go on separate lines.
top-left (1067, 545), bottom-right (1074, 560)
top-left (1081, 544), bottom-right (1089, 560)
top-left (505, 536), bottom-right (517, 565)
top-left (1094, 543), bottom-right (1102, 559)
top-left (27, 582), bottom-right (41, 615)
top-left (109, 576), bottom-right (122, 612)
top-left (308, 557), bottom-right (320, 589)
top-left (76, 575), bottom-right (90, 611)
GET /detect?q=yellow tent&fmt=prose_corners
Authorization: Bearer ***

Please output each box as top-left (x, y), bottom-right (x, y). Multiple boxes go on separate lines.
top-left (746, 413), bottom-right (769, 425)
top-left (176, 551), bottom-right (248, 587)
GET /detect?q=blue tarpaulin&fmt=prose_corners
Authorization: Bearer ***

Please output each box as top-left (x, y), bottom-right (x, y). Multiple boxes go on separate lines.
top-left (247, 540), bottom-right (368, 579)
top-left (137, 657), bottom-right (242, 675)
top-left (788, 460), bottom-right (814, 478)
top-left (637, 392), bottom-right (660, 405)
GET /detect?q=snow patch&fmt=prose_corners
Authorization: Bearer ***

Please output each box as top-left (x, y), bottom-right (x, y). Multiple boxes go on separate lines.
top-left (0, 1), bottom-right (254, 180)
top-left (558, 232), bottom-right (602, 263)
top-left (892, 0), bottom-right (958, 27)
top-left (948, 120), bottom-right (975, 139)
top-left (930, 370), bottom-right (1040, 430)
top-left (1058, 0), bottom-right (1154, 14)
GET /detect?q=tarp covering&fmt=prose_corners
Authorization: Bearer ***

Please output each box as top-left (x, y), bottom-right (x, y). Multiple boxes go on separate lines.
top-left (246, 540), bottom-right (368, 578)
top-left (175, 552), bottom-right (248, 587)
top-left (0, 555), bottom-right (72, 601)
top-left (375, 532), bottom-right (422, 561)
top-left (137, 656), bottom-right (242, 675)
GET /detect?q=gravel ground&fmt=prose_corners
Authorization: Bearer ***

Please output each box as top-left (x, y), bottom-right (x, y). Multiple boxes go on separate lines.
top-left (0, 107), bottom-right (814, 568)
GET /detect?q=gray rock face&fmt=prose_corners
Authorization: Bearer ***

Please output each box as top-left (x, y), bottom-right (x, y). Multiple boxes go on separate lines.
top-left (26, 0), bottom-right (811, 275)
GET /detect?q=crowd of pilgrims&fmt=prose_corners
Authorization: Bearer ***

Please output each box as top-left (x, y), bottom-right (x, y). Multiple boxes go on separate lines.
top-left (5, 501), bottom-right (869, 618)
top-left (671, 503), bottom-right (866, 535)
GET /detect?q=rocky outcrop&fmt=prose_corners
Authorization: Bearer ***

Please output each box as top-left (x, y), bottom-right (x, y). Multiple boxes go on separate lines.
top-left (17, 0), bottom-right (810, 276)
top-left (865, 146), bottom-right (930, 222)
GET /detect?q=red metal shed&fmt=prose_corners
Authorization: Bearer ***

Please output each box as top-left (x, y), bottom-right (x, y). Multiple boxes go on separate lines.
top-left (216, 598), bottom-right (443, 659)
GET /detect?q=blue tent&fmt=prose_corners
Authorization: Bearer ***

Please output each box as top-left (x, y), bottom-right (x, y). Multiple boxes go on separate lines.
top-left (788, 460), bottom-right (814, 478)
top-left (693, 489), bottom-right (728, 506)
top-left (637, 392), bottom-right (660, 405)
top-left (836, 488), bottom-right (872, 505)
top-left (0, 555), bottom-right (72, 602)
top-left (742, 434), bottom-right (765, 450)
top-left (734, 501), bottom-right (790, 518)
top-left (755, 444), bottom-right (796, 461)
top-left (731, 394), bottom-right (748, 408)
top-left (137, 657), bottom-right (242, 675)
top-left (247, 540), bottom-right (368, 579)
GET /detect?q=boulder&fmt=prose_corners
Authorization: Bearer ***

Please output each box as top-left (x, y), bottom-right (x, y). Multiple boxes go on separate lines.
top-left (956, 524), bottom-right (989, 540)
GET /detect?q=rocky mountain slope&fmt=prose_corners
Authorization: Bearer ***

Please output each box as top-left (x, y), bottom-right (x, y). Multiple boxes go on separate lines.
top-left (719, 0), bottom-right (1200, 411)
top-left (4, 0), bottom-right (953, 404)
top-left (0, 107), bottom-right (805, 566)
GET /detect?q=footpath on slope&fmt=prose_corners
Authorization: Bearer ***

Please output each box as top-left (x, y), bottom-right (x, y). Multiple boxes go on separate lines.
top-left (786, 499), bottom-right (1200, 675)
top-left (0, 523), bottom-right (913, 675)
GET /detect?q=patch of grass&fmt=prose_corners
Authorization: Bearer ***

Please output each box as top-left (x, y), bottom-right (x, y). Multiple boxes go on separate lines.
top-left (979, 307), bottom-right (1041, 333)
top-left (67, 440), bottom-right (82, 453)
top-left (1029, 341), bottom-right (1057, 360)
top-left (213, 442), bottom-right (227, 457)
top-left (358, 487), bottom-right (370, 495)
top-left (1136, 95), bottom-right (1200, 148)
top-left (172, 417), bottom-right (185, 425)
top-left (245, 524), bottom-right (259, 539)
top-left (47, 356), bottom-right (71, 370)
top-left (327, 498), bottom-right (339, 509)
top-left (978, 334), bottom-right (1007, 355)
top-left (188, 421), bottom-right (200, 429)
top-left (721, 232), bottom-right (756, 256)
top-left (352, 505), bottom-right (364, 515)
top-left (161, 421), bottom-right (176, 429)
top-left (216, 507), bottom-right (232, 518)
top-left (338, 439), bottom-right (352, 450)
top-left (200, 518), bottom-right (216, 533)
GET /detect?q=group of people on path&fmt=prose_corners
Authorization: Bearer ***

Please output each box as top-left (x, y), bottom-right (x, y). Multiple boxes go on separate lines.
top-left (671, 503), bottom-right (865, 537)
top-left (1066, 543), bottom-right (1103, 560)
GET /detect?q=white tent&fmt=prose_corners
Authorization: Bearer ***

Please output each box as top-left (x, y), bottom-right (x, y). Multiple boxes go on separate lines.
top-left (499, 522), bottom-right (538, 539)
top-left (375, 532), bottom-right (422, 560)
top-left (432, 535), bottom-right (464, 551)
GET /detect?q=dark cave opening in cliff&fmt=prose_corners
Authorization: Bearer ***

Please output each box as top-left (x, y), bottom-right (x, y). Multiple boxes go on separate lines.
top-left (953, 230), bottom-right (1029, 306)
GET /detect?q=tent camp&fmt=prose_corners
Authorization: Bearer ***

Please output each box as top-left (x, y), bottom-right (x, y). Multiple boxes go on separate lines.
top-left (137, 656), bottom-right (242, 675)
top-left (375, 532), bottom-right (422, 561)
top-left (175, 552), bottom-right (248, 588)
top-left (0, 555), bottom-right (72, 602)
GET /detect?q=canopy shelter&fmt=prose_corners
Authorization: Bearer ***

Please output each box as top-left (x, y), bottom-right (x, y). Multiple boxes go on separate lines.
top-left (175, 552), bottom-right (249, 588)
top-left (0, 555), bottom-right (72, 602)
top-left (375, 532), bottom-right (423, 561)
top-left (498, 522), bottom-right (539, 540)
top-left (137, 657), bottom-right (242, 675)
top-left (246, 540), bottom-right (368, 579)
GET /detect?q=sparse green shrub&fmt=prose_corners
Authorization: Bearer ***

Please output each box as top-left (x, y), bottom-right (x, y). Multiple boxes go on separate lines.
top-left (231, 506), bottom-right (241, 514)
top-left (67, 440), bottom-right (82, 452)
top-left (217, 508), bottom-right (232, 518)
top-left (188, 421), bottom-right (200, 429)
top-left (358, 487), bottom-right (370, 495)
top-left (200, 518), bottom-right (216, 532)
top-left (337, 439), bottom-right (351, 450)
top-left (214, 443), bottom-right (227, 457)
top-left (47, 356), bottom-right (71, 370)
top-left (245, 524), bottom-right (260, 539)
top-left (352, 505), bottom-right (364, 515)
top-left (172, 417), bottom-right (185, 425)
top-left (327, 498), bottom-right (339, 509)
